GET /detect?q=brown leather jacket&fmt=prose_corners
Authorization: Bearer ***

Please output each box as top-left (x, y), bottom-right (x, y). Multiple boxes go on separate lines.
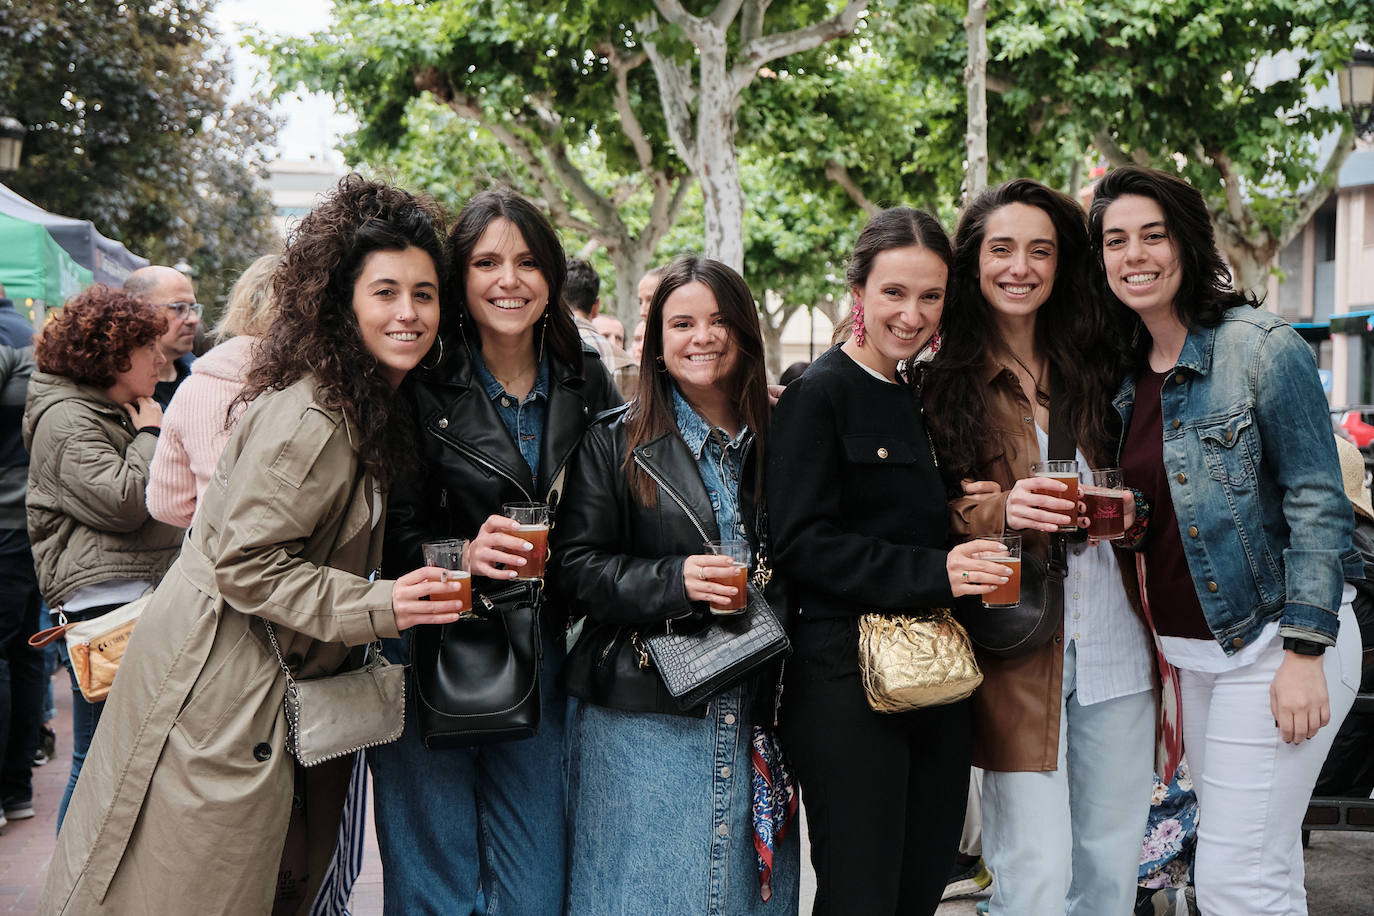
top-left (949, 361), bottom-right (1152, 772)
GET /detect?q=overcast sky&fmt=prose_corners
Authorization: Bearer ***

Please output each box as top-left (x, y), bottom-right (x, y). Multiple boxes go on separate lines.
top-left (212, 0), bottom-right (353, 165)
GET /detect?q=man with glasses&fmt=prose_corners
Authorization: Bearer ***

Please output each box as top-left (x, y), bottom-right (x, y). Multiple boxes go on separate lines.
top-left (123, 266), bottom-right (201, 408)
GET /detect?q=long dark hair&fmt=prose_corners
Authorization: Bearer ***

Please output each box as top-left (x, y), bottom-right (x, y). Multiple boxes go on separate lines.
top-left (834, 208), bottom-right (953, 378)
top-left (241, 174), bottom-right (446, 487)
top-left (626, 254), bottom-right (770, 507)
top-left (925, 178), bottom-right (1125, 484)
top-left (444, 188), bottom-right (582, 371)
top-left (1088, 165), bottom-right (1258, 368)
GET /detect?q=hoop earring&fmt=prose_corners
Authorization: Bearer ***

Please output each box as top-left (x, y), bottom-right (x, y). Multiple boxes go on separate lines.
top-left (655, 355), bottom-right (667, 372)
top-left (420, 335), bottom-right (445, 371)
top-left (851, 298), bottom-right (866, 347)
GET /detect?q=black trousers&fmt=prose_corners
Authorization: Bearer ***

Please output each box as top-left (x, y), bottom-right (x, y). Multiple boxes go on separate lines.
top-left (780, 615), bottom-right (972, 916)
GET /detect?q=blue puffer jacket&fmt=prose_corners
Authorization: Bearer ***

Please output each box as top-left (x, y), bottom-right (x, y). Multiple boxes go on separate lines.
top-left (1113, 305), bottom-right (1358, 651)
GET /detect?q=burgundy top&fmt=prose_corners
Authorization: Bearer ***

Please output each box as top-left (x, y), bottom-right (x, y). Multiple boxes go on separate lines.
top-left (1121, 368), bottom-right (1213, 640)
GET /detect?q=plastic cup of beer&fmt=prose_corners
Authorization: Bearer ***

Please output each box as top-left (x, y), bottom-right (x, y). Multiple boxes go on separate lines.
top-left (705, 539), bottom-right (750, 615)
top-left (1083, 468), bottom-right (1128, 540)
top-left (421, 538), bottom-right (473, 617)
top-left (1033, 459), bottom-right (1080, 531)
top-left (979, 535), bottom-right (1022, 609)
top-left (501, 502), bottom-right (551, 578)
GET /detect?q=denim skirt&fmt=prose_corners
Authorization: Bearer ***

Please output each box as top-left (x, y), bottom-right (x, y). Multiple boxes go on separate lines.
top-left (566, 684), bottom-right (799, 916)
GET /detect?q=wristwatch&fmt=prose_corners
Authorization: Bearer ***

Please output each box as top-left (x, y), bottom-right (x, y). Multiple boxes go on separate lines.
top-left (1282, 637), bottom-right (1327, 657)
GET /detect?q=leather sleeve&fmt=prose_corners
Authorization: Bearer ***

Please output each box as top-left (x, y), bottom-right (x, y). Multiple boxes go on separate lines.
top-left (552, 420), bottom-right (697, 627)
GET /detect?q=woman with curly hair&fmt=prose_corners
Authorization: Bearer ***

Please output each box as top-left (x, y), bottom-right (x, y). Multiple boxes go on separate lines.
top-left (925, 179), bottom-right (1155, 916)
top-left (21, 285), bottom-right (184, 830)
top-left (367, 188), bottom-right (620, 913)
top-left (40, 176), bottom-right (468, 915)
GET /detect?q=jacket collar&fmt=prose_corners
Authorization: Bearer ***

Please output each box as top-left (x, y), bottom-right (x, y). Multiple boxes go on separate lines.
top-left (1174, 322), bottom-right (1215, 378)
top-left (630, 428), bottom-right (722, 542)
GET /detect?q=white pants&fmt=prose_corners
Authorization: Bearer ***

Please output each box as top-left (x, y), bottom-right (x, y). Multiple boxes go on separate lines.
top-left (983, 642), bottom-right (1155, 916)
top-left (1182, 603), bottom-right (1360, 916)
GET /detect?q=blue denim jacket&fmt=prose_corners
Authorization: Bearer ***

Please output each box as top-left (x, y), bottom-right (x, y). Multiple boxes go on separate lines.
top-left (1113, 306), bottom-right (1355, 651)
top-left (469, 345), bottom-right (550, 489)
top-left (671, 386), bottom-right (750, 545)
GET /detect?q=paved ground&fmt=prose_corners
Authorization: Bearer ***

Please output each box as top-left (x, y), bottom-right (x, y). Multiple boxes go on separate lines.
top-left (5, 680), bottom-right (1372, 914)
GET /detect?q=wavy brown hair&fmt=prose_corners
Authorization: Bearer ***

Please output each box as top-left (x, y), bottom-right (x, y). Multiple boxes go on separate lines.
top-left (35, 285), bottom-right (166, 388)
top-left (626, 255), bottom-right (770, 507)
top-left (240, 174), bottom-right (447, 486)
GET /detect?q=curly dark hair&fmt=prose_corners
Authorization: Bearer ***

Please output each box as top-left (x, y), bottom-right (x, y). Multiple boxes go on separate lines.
top-left (924, 178), bottom-right (1128, 486)
top-left (35, 285), bottom-right (167, 388)
top-left (444, 188), bottom-right (582, 371)
top-left (240, 174), bottom-right (448, 486)
top-left (1088, 165), bottom-right (1258, 369)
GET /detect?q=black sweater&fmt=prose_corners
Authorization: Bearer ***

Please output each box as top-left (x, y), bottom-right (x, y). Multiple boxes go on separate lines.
top-left (766, 345), bottom-right (954, 619)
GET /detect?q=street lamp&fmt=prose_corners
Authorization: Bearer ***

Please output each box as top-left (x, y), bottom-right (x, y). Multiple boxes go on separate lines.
top-left (1337, 48), bottom-right (1374, 137)
top-left (0, 117), bottom-right (25, 174)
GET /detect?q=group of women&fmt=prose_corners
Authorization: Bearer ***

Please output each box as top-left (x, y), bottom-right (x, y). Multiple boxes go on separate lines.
top-left (26, 162), bottom-right (1357, 916)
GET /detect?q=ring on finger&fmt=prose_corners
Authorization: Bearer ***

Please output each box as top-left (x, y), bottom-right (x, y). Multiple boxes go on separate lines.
top-left (961, 570), bottom-right (968, 579)
top-left (699, 567), bottom-right (707, 581)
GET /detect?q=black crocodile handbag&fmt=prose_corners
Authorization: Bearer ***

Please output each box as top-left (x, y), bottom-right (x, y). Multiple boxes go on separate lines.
top-left (644, 583), bottom-right (789, 711)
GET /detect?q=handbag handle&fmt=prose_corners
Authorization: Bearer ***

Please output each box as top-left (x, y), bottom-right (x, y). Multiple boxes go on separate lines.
top-left (262, 619), bottom-right (383, 696)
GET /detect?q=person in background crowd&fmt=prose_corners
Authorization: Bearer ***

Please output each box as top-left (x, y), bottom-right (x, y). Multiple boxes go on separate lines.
top-left (40, 176), bottom-right (465, 915)
top-left (565, 257), bottom-right (639, 397)
top-left (556, 254), bottom-right (798, 914)
top-left (0, 281), bottom-right (44, 831)
top-left (146, 254), bottom-right (283, 527)
top-left (122, 265), bottom-right (201, 408)
top-left (927, 178), bottom-right (1155, 916)
top-left (768, 208), bottom-right (984, 915)
top-left (1092, 164), bottom-right (1359, 916)
top-left (593, 313), bottom-right (626, 349)
top-left (631, 319), bottom-right (647, 364)
top-left (778, 361), bottom-right (809, 387)
top-left (638, 266), bottom-right (664, 322)
top-left (368, 188), bottom-right (620, 916)
top-left (22, 286), bottom-right (184, 831)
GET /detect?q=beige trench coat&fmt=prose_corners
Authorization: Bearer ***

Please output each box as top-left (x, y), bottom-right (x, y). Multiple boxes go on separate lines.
top-left (41, 376), bottom-right (400, 915)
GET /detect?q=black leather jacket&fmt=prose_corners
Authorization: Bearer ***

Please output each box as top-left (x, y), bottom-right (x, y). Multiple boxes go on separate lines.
top-left (554, 405), bottom-right (789, 721)
top-left (383, 340), bottom-right (621, 619)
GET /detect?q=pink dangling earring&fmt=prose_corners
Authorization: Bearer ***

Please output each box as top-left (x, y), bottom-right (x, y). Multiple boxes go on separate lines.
top-left (928, 325), bottom-right (942, 355)
top-left (851, 298), bottom-right (866, 347)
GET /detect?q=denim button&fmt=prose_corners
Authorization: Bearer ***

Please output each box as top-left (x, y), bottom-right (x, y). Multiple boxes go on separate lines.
top-left (1172, 418), bottom-right (1181, 429)
top-left (1176, 473), bottom-right (1187, 484)
top-left (1232, 637), bottom-right (1244, 648)
top-left (1207, 581), bottom-right (1219, 593)
top-left (720, 766), bottom-right (731, 778)
top-left (253, 742), bottom-right (272, 762)
top-left (1174, 373), bottom-right (1186, 385)
top-left (1188, 526), bottom-right (1199, 537)
top-left (724, 713), bottom-right (736, 725)
top-left (716, 823), bottom-right (728, 837)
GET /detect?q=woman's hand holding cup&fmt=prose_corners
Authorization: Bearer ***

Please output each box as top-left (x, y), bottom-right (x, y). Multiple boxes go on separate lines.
top-left (392, 566), bottom-right (469, 630)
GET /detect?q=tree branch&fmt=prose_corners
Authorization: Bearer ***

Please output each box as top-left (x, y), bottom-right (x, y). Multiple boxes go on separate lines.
top-left (638, 18), bottom-right (701, 173)
top-left (739, 0), bottom-right (770, 45)
top-left (596, 42), bottom-right (656, 173)
top-left (729, 0), bottom-right (869, 94)
top-left (652, 0), bottom-right (708, 44)
top-left (1091, 127), bottom-right (1133, 168)
top-left (708, 0), bottom-right (748, 32)
top-left (1275, 124), bottom-right (1354, 251)
top-left (824, 160), bottom-right (879, 215)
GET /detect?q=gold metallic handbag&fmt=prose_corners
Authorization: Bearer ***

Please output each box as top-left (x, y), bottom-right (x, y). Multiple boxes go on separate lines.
top-left (857, 609), bottom-right (983, 713)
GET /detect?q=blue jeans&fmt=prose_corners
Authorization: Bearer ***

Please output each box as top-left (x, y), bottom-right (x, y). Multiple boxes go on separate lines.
top-left (367, 631), bottom-right (567, 916)
top-left (982, 641), bottom-right (1155, 916)
top-left (57, 663), bottom-right (104, 831)
top-left (0, 548), bottom-right (45, 809)
top-left (567, 685), bottom-right (799, 916)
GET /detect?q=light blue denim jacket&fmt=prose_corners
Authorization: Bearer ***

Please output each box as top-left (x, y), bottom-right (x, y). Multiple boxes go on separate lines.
top-left (1113, 306), bottom-right (1356, 652)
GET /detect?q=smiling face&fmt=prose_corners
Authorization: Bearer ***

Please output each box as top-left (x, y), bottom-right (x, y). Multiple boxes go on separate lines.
top-left (1100, 194), bottom-right (1183, 324)
top-left (464, 218), bottom-right (550, 350)
top-left (351, 246), bottom-right (440, 387)
top-left (979, 202), bottom-right (1058, 324)
top-left (849, 245), bottom-right (947, 379)
top-left (660, 281), bottom-right (738, 403)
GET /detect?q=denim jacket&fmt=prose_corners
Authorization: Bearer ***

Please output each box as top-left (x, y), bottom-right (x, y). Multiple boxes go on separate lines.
top-left (1113, 306), bottom-right (1356, 652)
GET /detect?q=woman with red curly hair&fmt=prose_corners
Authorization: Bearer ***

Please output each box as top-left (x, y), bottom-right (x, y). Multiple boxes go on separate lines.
top-left (21, 285), bottom-right (185, 829)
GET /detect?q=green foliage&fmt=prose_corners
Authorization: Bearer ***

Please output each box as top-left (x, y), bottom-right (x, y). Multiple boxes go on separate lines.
top-left (0, 0), bottom-right (278, 307)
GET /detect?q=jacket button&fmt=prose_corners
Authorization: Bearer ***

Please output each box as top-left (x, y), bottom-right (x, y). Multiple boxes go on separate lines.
top-left (1172, 418), bottom-right (1181, 429)
top-left (437, 417), bottom-right (449, 429)
top-left (1224, 430), bottom-right (1233, 444)
top-left (1176, 473), bottom-right (1187, 484)
top-left (1174, 373), bottom-right (1186, 385)
top-left (253, 742), bottom-right (272, 762)
top-left (877, 447), bottom-right (889, 459)
top-left (1188, 526), bottom-right (1199, 537)
top-left (1232, 637), bottom-right (1244, 648)
top-left (1207, 581), bottom-right (1219, 593)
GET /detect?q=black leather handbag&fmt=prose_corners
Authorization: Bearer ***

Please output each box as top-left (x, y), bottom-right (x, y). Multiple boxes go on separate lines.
top-left (960, 366), bottom-right (1072, 659)
top-left (644, 583), bottom-right (789, 711)
top-left (410, 579), bottom-right (543, 748)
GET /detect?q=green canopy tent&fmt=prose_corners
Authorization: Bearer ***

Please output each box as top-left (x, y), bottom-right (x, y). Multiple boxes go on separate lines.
top-left (0, 211), bottom-right (93, 315)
